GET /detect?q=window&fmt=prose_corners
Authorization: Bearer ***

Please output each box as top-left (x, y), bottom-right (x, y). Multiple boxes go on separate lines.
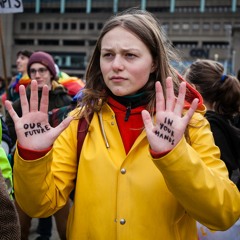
top-left (71, 23), bottom-right (77, 30)
top-left (54, 23), bottom-right (59, 30)
top-left (63, 40), bottom-right (85, 46)
top-left (79, 23), bottom-right (85, 30)
top-left (88, 22), bottom-right (94, 30)
top-left (52, 52), bottom-right (87, 70)
top-left (203, 23), bottom-right (210, 30)
top-left (213, 23), bottom-right (220, 31)
top-left (192, 23), bottom-right (199, 30)
top-left (15, 39), bottom-right (34, 45)
top-left (46, 23), bottom-right (51, 30)
top-left (173, 23), bottom-right (180, 30)
top-left (89, 40), bottom-right (97, 46)
top-left (37, 23), bottom-right (43, 30)
top-left (182, 23), bottom-right (189, 30)
top-left (97, 22), bottom-right (103, 30)
top-left (29, 22), bottom-right (34, 30)
top-left (20, 22), bottom-right (27, 30)
top-left (38, 40), bottom-right (59, 45)
top-left (62, 23), bottom-right (68, 30)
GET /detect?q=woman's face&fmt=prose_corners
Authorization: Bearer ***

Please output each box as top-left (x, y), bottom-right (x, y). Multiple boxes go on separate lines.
top-left (29, 63), bottom-right (52, 89)
top-left (100, 26), bottom-right (154, 96)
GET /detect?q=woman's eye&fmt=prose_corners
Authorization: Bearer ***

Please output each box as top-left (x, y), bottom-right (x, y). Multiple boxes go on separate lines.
top-left (102, 53), bottom-right (113, 58)
top-left (126, 53), bottom-right (136, 58)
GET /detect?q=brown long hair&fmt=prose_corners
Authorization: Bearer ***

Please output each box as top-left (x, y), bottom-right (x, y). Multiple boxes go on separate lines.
top-left (184, 59), bottom-right (240, 117)
top-left (78, 8), bottom-right (181, 120)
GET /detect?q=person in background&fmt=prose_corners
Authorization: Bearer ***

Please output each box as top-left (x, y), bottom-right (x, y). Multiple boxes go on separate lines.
top-left (0, 76), bottom-right (7, 96)
top-left (184, 59), bottom-right (240, 240)
top-left (232, 68), bottom-right (240, 129)
top-left (0, 119), bottom-right (14, 199)
top-left (5, 51), bottom-right (72, 240)
top-left (0, 114), bottom-right (13, 156)
top-left (184, 59), bottom-right (240, 187)
top-left (2, 50), bottom-right (33, 104)
top-left (0, 170), bottom-right (20, 239)
top-left (5, 9), bottom-right (240, 240)
top-left (0, 117), bottom-right (20, 239)
top-left (55, 64), bottom-right (85, 97)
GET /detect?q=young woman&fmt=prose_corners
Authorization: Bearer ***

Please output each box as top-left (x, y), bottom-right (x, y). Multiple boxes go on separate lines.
top-left (184, 59), bottom-right (240, 240)
top-left (184, 59), bottom-right (240, 188)
top-left (6, 9), bottom-right (240, 240)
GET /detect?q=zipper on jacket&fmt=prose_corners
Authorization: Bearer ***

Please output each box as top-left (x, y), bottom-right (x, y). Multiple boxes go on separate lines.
top-left (125, 104), bottom-right (131, 121)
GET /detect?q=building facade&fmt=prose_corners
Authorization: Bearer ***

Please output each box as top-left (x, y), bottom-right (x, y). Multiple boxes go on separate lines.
top-left (1, 0), bottom-right (240, 78)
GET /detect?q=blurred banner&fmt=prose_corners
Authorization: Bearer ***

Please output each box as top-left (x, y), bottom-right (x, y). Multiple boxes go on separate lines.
top-left (0, 0), bottom-right (23, 14)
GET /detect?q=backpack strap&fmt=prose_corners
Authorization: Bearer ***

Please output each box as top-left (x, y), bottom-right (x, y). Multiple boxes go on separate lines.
top-left (76, 113), bottom-right (94, 162)
top-left (70, 113), bottom-right (93, 201)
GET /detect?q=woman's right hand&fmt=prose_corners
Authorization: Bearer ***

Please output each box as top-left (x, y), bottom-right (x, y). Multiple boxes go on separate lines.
top-left (5, 80), bottom-right (73, 150)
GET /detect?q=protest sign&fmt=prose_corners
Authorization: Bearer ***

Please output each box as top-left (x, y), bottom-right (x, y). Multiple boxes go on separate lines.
top-left (0, 0), bottom-right (23, 105)
top-left (0, 0), bottom-right (23, 14)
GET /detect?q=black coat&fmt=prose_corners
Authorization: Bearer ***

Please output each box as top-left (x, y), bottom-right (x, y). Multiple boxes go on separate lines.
top-left (205, 110), bottom-right (240, 188)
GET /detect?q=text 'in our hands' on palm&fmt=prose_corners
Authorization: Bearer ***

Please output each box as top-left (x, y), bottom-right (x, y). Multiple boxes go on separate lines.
top-left (154, 117), bottom-right (175, 146)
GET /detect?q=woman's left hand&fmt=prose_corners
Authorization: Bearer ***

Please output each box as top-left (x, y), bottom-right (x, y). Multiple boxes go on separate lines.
top-left (142, 77), bottom-right (199, 153)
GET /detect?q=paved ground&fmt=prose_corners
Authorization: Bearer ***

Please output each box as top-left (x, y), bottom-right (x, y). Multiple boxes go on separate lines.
top-left (29, 218), bottom-right (60, 240)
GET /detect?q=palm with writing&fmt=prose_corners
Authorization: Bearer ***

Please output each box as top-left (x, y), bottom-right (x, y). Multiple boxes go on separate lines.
top-left (142, 77), bottom-right (199, 153)
top-left (5, 80), bottom-right (73, 150)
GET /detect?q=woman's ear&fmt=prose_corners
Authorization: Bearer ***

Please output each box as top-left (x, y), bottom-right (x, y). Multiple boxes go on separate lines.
top-left (150, 62), bottom-right (156, 73)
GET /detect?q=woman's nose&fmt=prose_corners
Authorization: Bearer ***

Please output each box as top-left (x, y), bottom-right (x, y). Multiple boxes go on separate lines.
top-left (112, 56), bottom-right (124, 71)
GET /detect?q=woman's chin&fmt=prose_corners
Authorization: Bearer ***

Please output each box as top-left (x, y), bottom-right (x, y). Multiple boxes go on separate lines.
top-left (111, 89), bottom-right (125, 97)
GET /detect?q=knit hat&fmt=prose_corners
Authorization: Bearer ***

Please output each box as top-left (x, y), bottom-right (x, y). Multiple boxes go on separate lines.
top-left (27, 51), bottom-right (57, 80)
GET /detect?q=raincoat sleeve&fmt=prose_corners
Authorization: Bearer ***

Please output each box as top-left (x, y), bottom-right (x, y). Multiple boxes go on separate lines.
top-left (153, 112), bottom-right (240, 230)
top-left (13, 118), bottom-right (79, 218)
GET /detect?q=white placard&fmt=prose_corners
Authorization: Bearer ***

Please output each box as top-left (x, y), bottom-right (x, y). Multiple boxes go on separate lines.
top-left (0, 0), bottom-right (23, 14)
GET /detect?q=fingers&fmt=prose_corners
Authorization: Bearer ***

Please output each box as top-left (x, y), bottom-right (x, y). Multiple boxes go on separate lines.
top-left (55, 116), bottom-right (73, 133)
top-left (5, 100), bottom-right (20, 123)
top-left (142, 110), bottom-right (154, 133)
top-left (30, 80), bottom-right (39, 112)
top-left (174, 82), bottom-right (186, 116)
top-left (19, 84), bottom-right (29, 115)
top-left (165, 77), bottom-right (175, 111)
top-left (39, 85), bottom-right (49, 113)
top-left (156, 77), bottom-right (198, 120)
top-left (155, 82), bottom-right (165, 112)
top-left (183, 98), bottom-right (199, 122)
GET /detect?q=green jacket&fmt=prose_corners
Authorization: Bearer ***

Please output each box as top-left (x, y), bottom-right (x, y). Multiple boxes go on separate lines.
top-left (0, 120), bottom-right (13, 197)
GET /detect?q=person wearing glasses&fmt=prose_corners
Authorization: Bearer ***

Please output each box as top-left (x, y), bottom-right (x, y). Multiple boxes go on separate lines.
top-left (5, 51), bottom-right (72, 240)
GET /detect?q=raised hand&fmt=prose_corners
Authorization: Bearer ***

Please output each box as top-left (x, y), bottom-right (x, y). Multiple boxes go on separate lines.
top-left (142, 77), bottom-right (199, 153)
top-left (5, 80), bottom-right (73, 150)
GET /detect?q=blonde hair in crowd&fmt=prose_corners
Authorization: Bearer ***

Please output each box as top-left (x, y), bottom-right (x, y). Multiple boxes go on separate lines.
top-left (79, 8), bottom-right (181, 119)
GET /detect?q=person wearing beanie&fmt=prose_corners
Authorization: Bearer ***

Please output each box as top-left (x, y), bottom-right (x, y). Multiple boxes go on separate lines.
top-left (27, 51), bottom-right (57, 82)
top-left (5, 51), bottom-right (72, 240)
